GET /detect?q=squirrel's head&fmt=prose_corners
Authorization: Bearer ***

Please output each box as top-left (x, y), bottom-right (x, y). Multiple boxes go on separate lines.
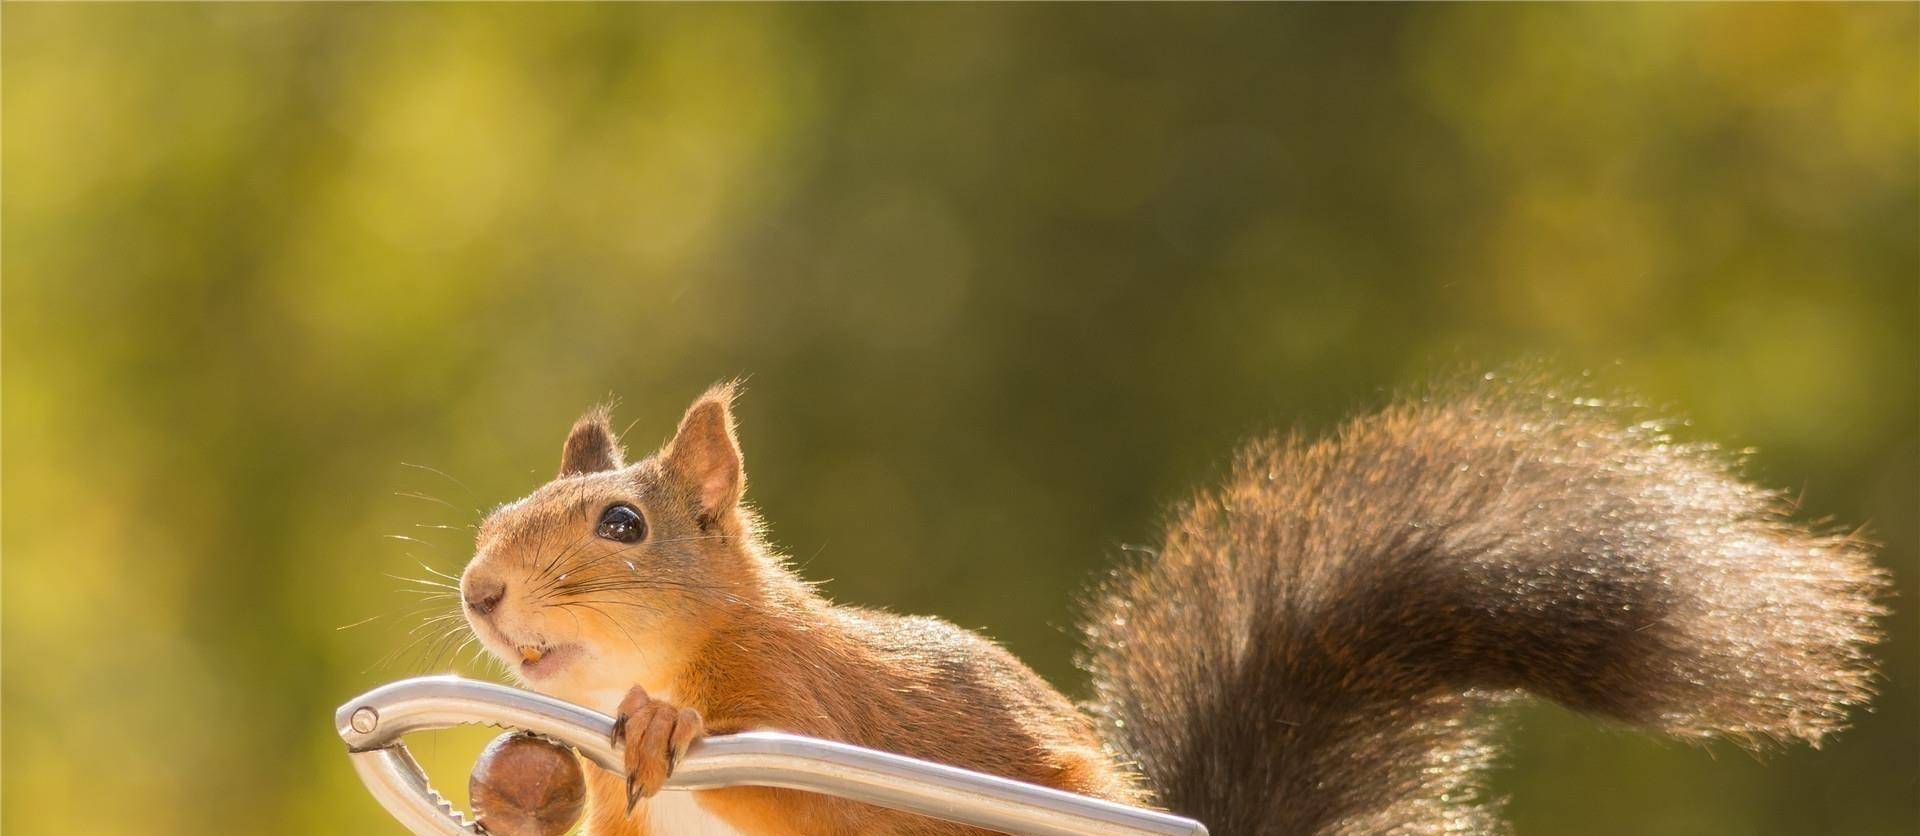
top-left (459, 383), bottom-right (755, 707)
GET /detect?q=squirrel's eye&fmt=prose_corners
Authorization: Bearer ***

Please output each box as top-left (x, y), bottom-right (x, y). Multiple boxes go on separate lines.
top-left (596, 504), bottom-right (646, 543)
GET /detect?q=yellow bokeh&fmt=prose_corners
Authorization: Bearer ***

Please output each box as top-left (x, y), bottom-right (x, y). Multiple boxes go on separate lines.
top-left (3, 4), bottom-right (1913, 834)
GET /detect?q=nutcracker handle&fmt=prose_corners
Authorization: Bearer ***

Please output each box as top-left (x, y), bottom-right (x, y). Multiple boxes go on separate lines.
top-left (337, 676), bottom-right (1208, 836)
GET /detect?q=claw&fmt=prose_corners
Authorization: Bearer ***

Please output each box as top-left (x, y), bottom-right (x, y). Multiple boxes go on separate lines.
top-left (626, 777), bottom-right (640, 813)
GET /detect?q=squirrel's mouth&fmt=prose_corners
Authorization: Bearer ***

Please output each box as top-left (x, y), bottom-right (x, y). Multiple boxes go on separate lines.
top-left (515, 642), bottom-right (582, 681)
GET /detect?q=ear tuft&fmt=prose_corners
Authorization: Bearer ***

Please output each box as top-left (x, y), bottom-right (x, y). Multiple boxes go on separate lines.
top-left (662, 382), bottom-right (745, 524)
top-left (559, 403), bottom-right (625, 477)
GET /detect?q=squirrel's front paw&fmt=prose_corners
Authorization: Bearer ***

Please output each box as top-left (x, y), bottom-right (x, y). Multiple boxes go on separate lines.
top-left (610, 685), bottom-right (705, 812)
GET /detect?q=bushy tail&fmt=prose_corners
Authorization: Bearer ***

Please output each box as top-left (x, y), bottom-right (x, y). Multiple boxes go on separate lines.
top-left (1082, 381), bottom-right (1887, 835)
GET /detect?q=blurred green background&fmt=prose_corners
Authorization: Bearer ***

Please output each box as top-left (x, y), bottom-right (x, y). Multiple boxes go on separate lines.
top-left (3, 4), bottom-right (1915, 834)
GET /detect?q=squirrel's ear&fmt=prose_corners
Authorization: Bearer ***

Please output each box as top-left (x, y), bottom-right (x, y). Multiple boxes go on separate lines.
top-left (559, 405), bottom-right (625, 477)
top-left (662, 382), bottom-right (744, 524)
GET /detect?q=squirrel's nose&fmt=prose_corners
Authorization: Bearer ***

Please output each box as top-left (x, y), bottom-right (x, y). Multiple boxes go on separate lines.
top-left (464, 578), bottom-right (505, 616)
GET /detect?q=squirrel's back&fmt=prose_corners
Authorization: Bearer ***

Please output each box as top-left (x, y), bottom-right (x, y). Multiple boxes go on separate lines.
top-left (1083, 379), bottom-right (1887, 835)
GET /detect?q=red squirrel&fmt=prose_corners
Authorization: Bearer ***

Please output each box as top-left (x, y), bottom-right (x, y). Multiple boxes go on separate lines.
top-left (456, 380), bottom-right (1885, 835)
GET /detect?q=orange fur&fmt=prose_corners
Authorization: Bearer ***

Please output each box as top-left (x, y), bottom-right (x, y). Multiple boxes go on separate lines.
top-left (458, 379), bottom-right (1885, 836)
top-left (461, 385), bottom-right (1142, 835)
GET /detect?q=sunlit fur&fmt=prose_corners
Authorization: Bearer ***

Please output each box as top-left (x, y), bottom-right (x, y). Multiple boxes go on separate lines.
top-left (1083, 378), bottom-right (1888, 835)
top-left (462, 384), bottom-right (1140, 836)
top-left (461, 457), bottom-right (752, 714)
top-left (463, 378), bottom-right (1884, 836)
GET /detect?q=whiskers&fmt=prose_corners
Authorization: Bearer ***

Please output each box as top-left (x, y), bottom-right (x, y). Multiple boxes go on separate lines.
top-left (401, 461), bottom-right (476, 500)
top-left (360, 453), bottom-right (759, 681)
top-left (352, 462), bottom-right (501, 678)
top-left (393, 490), bottom-right (471, 516)
top-left (550, 599), bottom-right (650, 655)
top-left (532, 535), bottom-right (745, 604)
top-left (360, 566), bottom-right (478, 676)
top-left (521, 535), bottom-right (750, 658)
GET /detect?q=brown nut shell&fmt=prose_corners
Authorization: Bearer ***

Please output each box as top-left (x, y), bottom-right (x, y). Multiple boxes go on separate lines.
top-left (468, 732), bottom-right (587, 836)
